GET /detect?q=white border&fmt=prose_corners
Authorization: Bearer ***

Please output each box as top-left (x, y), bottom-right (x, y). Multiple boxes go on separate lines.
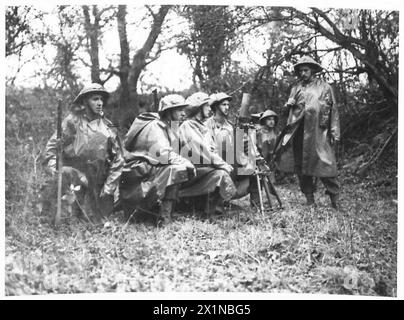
top-left (1, 0), bottom-right (402, 301)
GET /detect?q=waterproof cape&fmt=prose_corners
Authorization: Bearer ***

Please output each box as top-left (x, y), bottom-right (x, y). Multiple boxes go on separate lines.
top-left (65, 118), bottom-right (112, 162)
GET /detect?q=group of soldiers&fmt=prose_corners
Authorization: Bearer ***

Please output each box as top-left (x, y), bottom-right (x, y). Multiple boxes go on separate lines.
top-left (42, 55), bottom-right (341, 225)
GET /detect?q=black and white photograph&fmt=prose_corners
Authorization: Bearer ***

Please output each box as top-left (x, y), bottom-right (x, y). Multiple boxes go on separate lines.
top-left (3, 0), bottom-right (400, 299)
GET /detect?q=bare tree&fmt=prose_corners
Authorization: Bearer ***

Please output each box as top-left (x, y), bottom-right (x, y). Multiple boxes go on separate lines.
top-left (128, 5), bottom-right (171, 94)
top-left (82, 5), bottom-right (101, 83)
top-left (117, 5), bottom-right (130, 111)
top-left (82, 5), bottom-right (115, 85)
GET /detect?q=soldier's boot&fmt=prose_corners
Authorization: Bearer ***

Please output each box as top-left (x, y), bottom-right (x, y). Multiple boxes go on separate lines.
top-left (215, 197), bottom-right (225, 216)
top-left (305, 193), bottom-right (315, 206)
top-left (158, 199), bottom-right (174, 225)
top-left (157, 185), bottom-right (178, 226)
top-left (203, 190), bottom-right (220, 219)
top-left (330, 194), bottom-right (340, 210)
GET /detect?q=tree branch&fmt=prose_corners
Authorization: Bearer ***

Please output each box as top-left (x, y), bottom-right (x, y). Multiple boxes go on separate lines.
top-left (311, 8), bottom-right (367, 48)
top-left (129, 5), bottom-right (171, 92)
top-left (292, 8), bottom-right (398, 102)
top-left (145, 5), bottom-right (157, 20)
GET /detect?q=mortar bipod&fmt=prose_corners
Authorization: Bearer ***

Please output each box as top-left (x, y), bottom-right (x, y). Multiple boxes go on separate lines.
top-left (255, 161), bottom-right (283, 213)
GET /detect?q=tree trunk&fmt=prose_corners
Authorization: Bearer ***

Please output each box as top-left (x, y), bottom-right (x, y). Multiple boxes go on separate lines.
top-left (117, 5), bottom-right (130, 111)
top-left (82, 5), bottom-right (101, 84)
top-left (128, 5), bottom-right (171, 96)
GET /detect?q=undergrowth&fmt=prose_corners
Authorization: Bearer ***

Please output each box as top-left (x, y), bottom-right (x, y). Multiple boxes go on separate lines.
top-left (5, 166), bottom-right (397, 296)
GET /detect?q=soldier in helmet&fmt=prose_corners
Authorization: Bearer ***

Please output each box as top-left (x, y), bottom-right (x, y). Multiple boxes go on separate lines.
top-left (205, 93), bottom-right (234, 163)
top-left (42, 83), bottom-right (124, 222)
top-left (257, 109), bottom-right (279, 164)
top-left (205, 92), bottom-right (260, 208)
top-left (177, 92), bottom-right (236, 215)
top-left (120, 94), bottom-right (194, 225)
top-left (275, 55), bottom-right (340, 209)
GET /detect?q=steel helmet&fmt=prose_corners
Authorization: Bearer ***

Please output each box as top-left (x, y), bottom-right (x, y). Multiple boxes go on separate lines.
top-left (158, 94), bottom-right (188, 114)
top-left (259, 109), bottom-right (279, 125)
top-left (293, 55), bottom-right (323, 74)
top-left (209, 92), bottom-right (232, 111)
top-left (184, 92), bottom-right (210, 117)
top-left (73, 83), bottom-right (109, 104)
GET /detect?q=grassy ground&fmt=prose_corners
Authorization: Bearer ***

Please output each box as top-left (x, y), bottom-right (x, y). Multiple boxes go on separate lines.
top-left (5, 169), bottom-right (397, 296)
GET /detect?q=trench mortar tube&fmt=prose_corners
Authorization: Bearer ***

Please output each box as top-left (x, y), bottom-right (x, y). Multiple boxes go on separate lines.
top-left (236, 92), bottom-right (256, 130)
top-left (239, 92), bottom-right (251, 122)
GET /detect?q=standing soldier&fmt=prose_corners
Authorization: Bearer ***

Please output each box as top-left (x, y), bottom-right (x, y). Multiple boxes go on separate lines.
top-left (275, 55), bottom-right (340, 209)
top-left (43, 83), bottom-right (124, 222)
top-left (178, 92), bottom-right (236, 215)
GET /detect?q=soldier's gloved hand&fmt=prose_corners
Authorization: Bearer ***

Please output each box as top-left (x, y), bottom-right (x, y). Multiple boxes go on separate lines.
top-left (77, 172), bottom-right (88, 187)
top-left (222, 163), bottom-right (234, 175)
top-left (99, 185), bottom-right (113, 198)
top-left (282, 100), bottom-right (294, 117)
top-left (285, 98), bottom-right (296, 108)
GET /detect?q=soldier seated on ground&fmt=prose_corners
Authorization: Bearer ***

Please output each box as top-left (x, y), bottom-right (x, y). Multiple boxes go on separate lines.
top-left (177, 92), bottom-right (237, 215)
top-left (205, 92), bottom-right (261, 208)
top-left (41, 83), bottom-right (124, 223)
